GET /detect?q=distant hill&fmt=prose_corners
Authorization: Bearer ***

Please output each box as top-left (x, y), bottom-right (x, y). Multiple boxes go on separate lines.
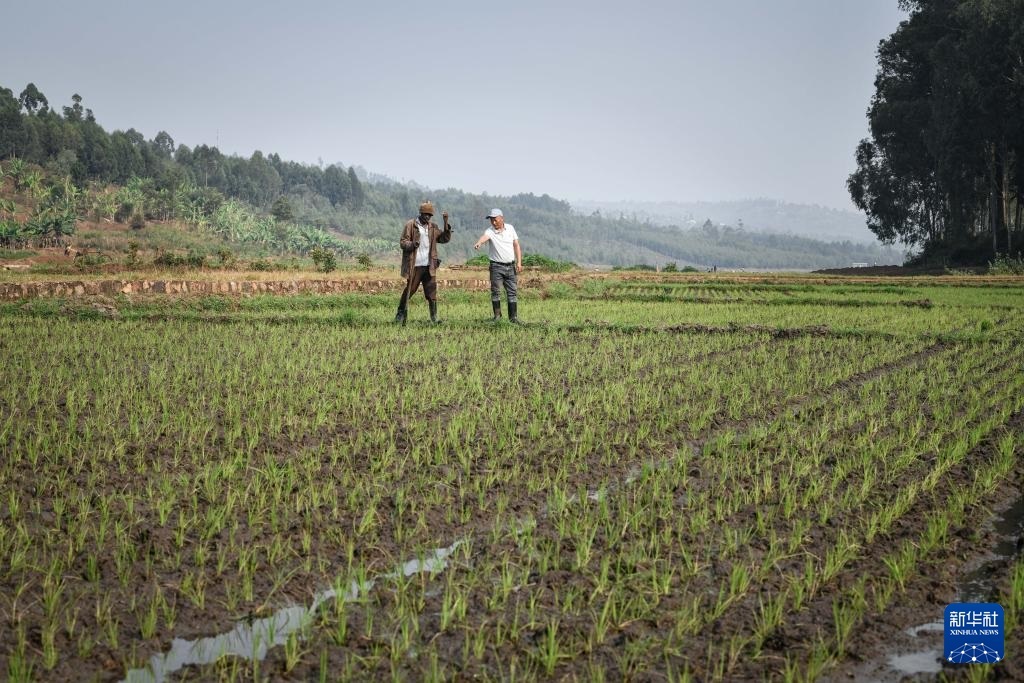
top-left (1, 82), bottom-right (902, 270)
top-left (571, 198), bottom-right (879, 244)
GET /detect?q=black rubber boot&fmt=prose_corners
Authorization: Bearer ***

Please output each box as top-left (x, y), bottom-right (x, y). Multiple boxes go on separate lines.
top-left (429, 300), bottom-right (441, 324)
top-left (491, 300), bottom-right (502, 322)
top-left (508, 301), bottom-right (520, 324)
top-left (394, 305), bottom-right (407, 325)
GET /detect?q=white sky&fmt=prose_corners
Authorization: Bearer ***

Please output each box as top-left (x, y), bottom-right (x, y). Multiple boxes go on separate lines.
top-left (0, 0), bottom-right (905, 210)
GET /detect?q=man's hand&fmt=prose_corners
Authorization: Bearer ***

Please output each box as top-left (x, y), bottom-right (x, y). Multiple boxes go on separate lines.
top-left (515, 263), bottom-right (523, 274)
top-left (473, 243), bottom-right (481, 250)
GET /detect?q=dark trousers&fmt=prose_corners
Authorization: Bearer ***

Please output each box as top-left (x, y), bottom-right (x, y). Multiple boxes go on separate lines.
top-left (399, 266), bottom-right (437, 308)
top-left (489, 261), bottom-right (517, 303)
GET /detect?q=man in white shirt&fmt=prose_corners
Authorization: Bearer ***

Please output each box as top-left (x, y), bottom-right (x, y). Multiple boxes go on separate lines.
top-left (473, 208), bottom-right (523, 323)
top-left (397, 201), bottom-right (452, 324)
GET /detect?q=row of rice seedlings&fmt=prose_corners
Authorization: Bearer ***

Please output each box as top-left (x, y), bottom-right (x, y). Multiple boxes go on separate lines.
top-left (398, 295), bottom-right (999, 339)
top-left (659, 349), bottom-right (1011, 677)
top-left (535, 341), bottom-right (1014, 675)
top-left (962, 552), bottom-right (1024, 682)
top-left (784, 427), bottom-right (1021, 681)
top-left (706, 340), bottom-right (1021, 533)
top-left (23, 283), bottom-right (1010, 339)
top-left (0, 289), bottom-right (1010, 678)
top-left (631, 342), bottom-right (1023, 674)
top-left (602, 282), bottom-right (939, 309)
top-left (696, 344), bottom-right (1024, 679)
top-left (194, 340), bottom-right (1022, 679)
top-left (0, 320), bottom-right (794, 671)
top-left (603, 284), bottom-right (751, 302)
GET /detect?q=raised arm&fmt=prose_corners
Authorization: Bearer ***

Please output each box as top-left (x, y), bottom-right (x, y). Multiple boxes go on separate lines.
top-left (437, 212), bottom-right (453, 244)
top-left (473, 232), bottom-right (492, 250)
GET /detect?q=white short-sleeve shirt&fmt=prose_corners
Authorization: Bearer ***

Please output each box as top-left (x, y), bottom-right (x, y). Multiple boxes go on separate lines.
top-left (485, 224), bottom-right (518, 263)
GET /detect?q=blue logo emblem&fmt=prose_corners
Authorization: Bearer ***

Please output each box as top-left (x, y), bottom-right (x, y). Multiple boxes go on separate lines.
top-left (944, 603), bottom-right (1004, 664)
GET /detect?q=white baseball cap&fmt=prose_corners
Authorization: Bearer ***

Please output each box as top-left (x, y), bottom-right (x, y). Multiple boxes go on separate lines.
top-left (485, 208), bottom-right (503, 219)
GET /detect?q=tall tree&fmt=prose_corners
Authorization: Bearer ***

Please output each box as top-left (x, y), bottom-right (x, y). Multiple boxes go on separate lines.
top-left (62, 93), bottom-right (85, 122)
top-left (152, 131), bottom-right (175, 158)
top-left (0, 87), bottom-right (27, 157)
top-left (849, 0), bottom-right (1024, 263)
top-left (18, 83), bottom-right (48, 116)
top-left (322, 164), bottom-right (351, 206)
top-left (347, 167), bottom-right (364, 210)
top-left (271, 196), bottom-right (294, 222)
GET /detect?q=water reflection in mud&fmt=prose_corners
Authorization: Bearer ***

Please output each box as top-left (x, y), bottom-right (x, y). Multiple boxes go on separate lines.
top-left (959, 493), bottom-right (1024, 602)
top-left (887, 649), bottom-right (944, 675)
top-left (122, 542), bottom-right (461, 683)
top-left (832, 490), bottom-right (1023, 682)
top-left (884, 621), bottom-right (945, 677)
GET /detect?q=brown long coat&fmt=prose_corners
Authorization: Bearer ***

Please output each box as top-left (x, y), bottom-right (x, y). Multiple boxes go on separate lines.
top-left (400, 218), bottom-right (451, 278)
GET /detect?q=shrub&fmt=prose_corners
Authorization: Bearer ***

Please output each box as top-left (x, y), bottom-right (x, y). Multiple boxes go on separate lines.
top-left (310, 246), bottom-right (337, 273)
top-left (466, 253), bottom-right (575, 272)
top-left (75, 252), bottom-right (109, 271)
top-left (356, 252), bottom-right (372, 270)
top-left (521, 254), bottom-right (576, 272)
top-left (216, 248), bottom-right (237, 269)
top-left (989, 253), bottom-right (1024, 275)
top-left (153, 252), bottom-right (185, 268)
top-left (186, 250), bottom-right (206, 268)
top-left (114, 202), bottom-right (133, 223)
top-left (153, 250), bottom-right (206, 268)
top-left (127, 240), bottom-right (140, 268)
top-left (250, 259), bottom-right (273, 271)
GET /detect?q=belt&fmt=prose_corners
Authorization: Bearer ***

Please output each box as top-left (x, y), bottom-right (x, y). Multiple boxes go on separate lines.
top-left (490, 260), bottom-right (515, 266)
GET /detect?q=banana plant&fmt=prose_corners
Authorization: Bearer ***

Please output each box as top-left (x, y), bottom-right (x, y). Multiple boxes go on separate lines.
top-left (3, 157), bottom-right (26, 182)
top-left (0, 197), bottom-right (15, 221)
top-left (0, 220), bottom-right (25, 248)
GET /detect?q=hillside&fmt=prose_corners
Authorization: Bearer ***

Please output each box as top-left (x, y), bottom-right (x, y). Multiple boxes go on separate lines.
top-left (2, 82), bottom-right (902, 270)
top-left (360, 181), bottom-right (902, 269)
top-left (571, 198), bottom-right (879, 244)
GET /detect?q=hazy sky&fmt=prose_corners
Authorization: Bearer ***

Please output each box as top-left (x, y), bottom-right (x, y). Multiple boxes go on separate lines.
top-left (1, 1), bottom-right (905, 210)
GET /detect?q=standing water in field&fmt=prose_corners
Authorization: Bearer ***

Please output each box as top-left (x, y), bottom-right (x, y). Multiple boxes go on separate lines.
top-left (958, 493), bottom-right (1024, 602)
top-left (121, 542), bottom-right (461, 683)
top-left (878, 491), bottom-right (1024, 680)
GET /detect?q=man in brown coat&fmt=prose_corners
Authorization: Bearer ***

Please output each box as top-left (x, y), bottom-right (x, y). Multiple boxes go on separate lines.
top-left (395, 201), bottom-right (452, 324)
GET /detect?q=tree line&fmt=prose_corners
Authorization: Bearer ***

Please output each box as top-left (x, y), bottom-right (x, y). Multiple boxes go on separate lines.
top-left (2, 81), bottom-right (900, 269)
top-left (0, 84), bottom-right (366, 213)
top-left (848, 0), bottom-right (1024, 265)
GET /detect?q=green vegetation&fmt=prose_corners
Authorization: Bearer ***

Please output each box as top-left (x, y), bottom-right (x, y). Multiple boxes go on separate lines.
top-left (1, 83), bottom-right (899, 269)
top-left (309, 246), bottom-right (338, 273)
top-left (849, 0), bottom-right (1024, 266)
top-left (0, 275), bottom-right (1021, 681)
top-left (575, 198), bottom-right (877, 243)
top-left (989, 253), bottom-right (1024, 275)
top-left (463, 253), bottom-right (577, 272)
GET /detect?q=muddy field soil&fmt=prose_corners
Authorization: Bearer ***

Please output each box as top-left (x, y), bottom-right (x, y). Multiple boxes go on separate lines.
top-left (1, 282), bottom-right (1022, 681)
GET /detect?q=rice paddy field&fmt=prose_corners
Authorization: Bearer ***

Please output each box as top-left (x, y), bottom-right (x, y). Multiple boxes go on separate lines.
top-left (1, 273), bottom-right (1023, 682)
